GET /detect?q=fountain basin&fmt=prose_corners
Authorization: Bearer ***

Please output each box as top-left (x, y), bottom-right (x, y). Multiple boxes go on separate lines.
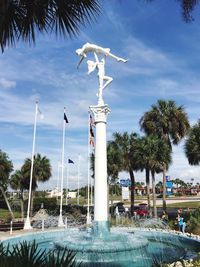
top-left (54, 229), bottom-right (152, 266)
top-left (1, 227), bottom-right (200, 266)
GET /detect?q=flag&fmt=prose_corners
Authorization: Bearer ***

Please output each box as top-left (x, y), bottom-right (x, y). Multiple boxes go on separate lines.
top-left (90, 125), bottom-right (94, 137)
top-left (64, 113), bottom-right (69, 123)
top-left (89, 114), bottom-right (95, 147)
top-left (90, 137), bottom-right (95, 147)
top-left (68, 159), bottom-right (74, 164)
top-left (90, 114), bottom-right (95, 128)
top-left (37, 106), bottom-right (44, 119)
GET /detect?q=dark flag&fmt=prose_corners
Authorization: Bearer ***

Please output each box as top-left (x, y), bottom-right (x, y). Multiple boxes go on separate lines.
top-left (89, 114), bottom-right (95, 147)
top-left (90, 125), bottom-right (94, 137)
top-left (64, 113), bottom-right (69, 123)
top-left (68, 159), bottom-right (74, 164)
top-left (90, 114), bottom-right (95, 127)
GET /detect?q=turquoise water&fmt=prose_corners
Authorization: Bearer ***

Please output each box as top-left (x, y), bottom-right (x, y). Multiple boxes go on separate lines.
top-left (1, 228), bottom-right (200, 266)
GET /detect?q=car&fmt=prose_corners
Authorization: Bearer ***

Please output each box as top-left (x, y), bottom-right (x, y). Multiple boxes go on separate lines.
top-left (134, 203), bottom-right (149, 217)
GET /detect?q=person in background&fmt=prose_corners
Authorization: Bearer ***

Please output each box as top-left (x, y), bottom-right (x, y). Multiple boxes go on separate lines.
top-left (161, 211), bottom-right (168, 224)
top-left (179, 216), bottom-right (186, 233)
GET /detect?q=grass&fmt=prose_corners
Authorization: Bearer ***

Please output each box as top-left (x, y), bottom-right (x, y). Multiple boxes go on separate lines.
top-left (0, 209), bottom-right (21, 221)
top-left (166, 201), bottom-right (200, 209)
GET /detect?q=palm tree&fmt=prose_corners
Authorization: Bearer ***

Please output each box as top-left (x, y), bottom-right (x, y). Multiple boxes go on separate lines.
top-left (134, 136), bottom-right (152, 211)
top-left (90, 141), bottom-right (121, 200)
top-left (21, 153), bottom-right (52, 215)
top-left (0, 0), bottom-right (101, 52)
top-left (0, 150), bottom-right (14, 219)
top-left (107, 140), bottom-right (122, 210)
top-left (156, 181), bottom-right (163, 194)
top-left (185, 120), bottom-right (200, 166)
top-left (140, 99), bottom-right (190, 211)
top-left (10, 169), bottom-right (29, 219)
top-left (135, 135), bottom-right (171, 217)
top-left (152, 137), bottom-right (171, 217)
top-left (107, 140), bottom-right (121, 183)
top-left (112, 132), bottom-right (139, 215)
top-left (146, 0), bottom-right (199, 22)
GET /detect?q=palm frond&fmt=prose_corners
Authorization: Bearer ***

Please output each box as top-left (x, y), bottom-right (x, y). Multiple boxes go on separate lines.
top-left (0, 0), bottom-right (101, 52)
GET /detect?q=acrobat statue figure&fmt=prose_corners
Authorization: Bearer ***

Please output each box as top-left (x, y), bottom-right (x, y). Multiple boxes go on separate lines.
top-left (76, 43), bottom-right (127, 106)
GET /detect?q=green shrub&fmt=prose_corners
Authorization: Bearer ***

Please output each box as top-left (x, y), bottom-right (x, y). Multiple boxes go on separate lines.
top-left (0, 240), bottom-right (80, 267)
top-left (187, 208), bottom-right (200, 234)
top-left (33, 197), bottom-right (57, 212)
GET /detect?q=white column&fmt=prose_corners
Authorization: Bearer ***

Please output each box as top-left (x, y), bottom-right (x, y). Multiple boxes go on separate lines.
top-left (87, 112), bottom-right (91, 224)
top-left (90, 105), bottom-right (110, 223)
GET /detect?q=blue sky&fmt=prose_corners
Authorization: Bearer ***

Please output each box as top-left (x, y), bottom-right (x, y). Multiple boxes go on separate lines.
top-left (1, 1), bottom-right (200, 190)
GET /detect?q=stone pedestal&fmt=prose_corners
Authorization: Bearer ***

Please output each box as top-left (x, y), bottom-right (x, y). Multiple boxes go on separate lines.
top-left (90, 104), bottom-right (110, 228)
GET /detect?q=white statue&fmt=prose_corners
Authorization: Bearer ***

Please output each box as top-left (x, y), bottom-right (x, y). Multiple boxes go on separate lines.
top-left (76, 43), bottom-right (127, 106)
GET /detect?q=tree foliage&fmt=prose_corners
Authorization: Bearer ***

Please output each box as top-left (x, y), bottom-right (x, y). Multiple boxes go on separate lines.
top-left (140, 99), bottom-right (190, 148)
top-left (10, 169), bottom-right (28, 191)
top-left (140, 99), bottom-right (189, 211)
top-left (0, 0), bottom-right (101, 52)
top-left (134, 135), bottom-right (171, 174)
top-left (21, 153), bottom-right (52, 190)
top-left (146, 0), bottom-right (200, 22)
top-left (0, 150), bottom-right (13, 190)
top-left (112, 132), bottom-right (139, 214)
top-left (187, 207), bottom-right (200, 235)
top-left (185, 120), bottom-right (200, 165)
top-left (107, 140), bottom-right (122, 183)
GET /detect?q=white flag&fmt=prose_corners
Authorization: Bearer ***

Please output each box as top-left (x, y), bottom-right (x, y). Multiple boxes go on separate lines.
top-left (37, 106), bottom-right (44, 119)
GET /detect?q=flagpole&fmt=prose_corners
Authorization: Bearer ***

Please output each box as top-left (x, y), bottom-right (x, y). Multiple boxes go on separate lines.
top-left (56, 162), bottom-right (60, 201)
top-left (58, 107), bottom-right (66, 227)
top-left (66, 162), bottom-right (69, 205)
top-left (77, 154), bottom-right (80, 205)
top-left (87, 111), bottom-right (91, 224)
top-left (90, 176), bottom-right (93, 206)
top-left (24, 101), bottom-right (38, 230)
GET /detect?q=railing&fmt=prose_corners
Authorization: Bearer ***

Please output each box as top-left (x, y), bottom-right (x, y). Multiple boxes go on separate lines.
top-left (0, 221), bottom-right (24, 232)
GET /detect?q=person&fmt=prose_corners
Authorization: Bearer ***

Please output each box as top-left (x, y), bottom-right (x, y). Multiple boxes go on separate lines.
top-left (87, 53), bottom-right (113, 105)
top-left (178, 216), bottom-right (186, 233)
top-left (177, 209), bottom-right (182, 231)
top-left (182, 221), bottom-right (186, 234)
top-left (161, 211), bottom-right (168, 224)
top-left (76, 42), bottom-right (128, 68)
top-left (76, 43), bottom-right (127, 105)
top-left (115, 206), bottom-right (120, 217)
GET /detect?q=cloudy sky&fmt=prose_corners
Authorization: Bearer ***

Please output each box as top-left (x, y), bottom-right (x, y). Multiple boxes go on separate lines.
top-left (1, 1), bottom-right (200, 190)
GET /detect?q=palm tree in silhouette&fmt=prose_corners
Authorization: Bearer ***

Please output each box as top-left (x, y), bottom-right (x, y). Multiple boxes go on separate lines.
top-left (0, 0), bottom-right (100, 52)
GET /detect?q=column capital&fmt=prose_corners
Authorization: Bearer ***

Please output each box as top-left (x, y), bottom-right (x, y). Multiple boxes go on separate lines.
top-left (89, 104), bottom-right (110, 123)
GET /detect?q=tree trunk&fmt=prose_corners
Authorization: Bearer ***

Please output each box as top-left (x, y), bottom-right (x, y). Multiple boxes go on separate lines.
top-left (129, 169), bottom-right (135, 216)
top-left (110, 184), bottom-right (114, 216)
top-left (151, 171), bottom-right (157, 218)
top-left (162, 165), bottom-right (167, 212)
top-left (20, 189), bottom-right (24, 219)
top-left (30, 190), bottom-right (35, 217)
top-left (145, 168), bottom-right (151, 210)
top-left (0, 186), bottom-right (15, 220)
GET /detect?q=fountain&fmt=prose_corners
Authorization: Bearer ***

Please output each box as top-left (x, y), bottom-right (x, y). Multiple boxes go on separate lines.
top-left (52, 43), bottom-right (153, 266)
top-left (1, 43), bottom-right (200, 266)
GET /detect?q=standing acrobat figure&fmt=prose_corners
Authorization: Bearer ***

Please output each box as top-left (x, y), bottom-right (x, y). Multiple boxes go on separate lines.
top-left (87, 53), bottom-right (113, 105)
top-left (76, 43), bottom-right (127, 106)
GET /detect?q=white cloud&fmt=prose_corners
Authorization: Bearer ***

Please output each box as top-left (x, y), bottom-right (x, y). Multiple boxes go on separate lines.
top-left (0, 78), bottom-right (16, 89)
